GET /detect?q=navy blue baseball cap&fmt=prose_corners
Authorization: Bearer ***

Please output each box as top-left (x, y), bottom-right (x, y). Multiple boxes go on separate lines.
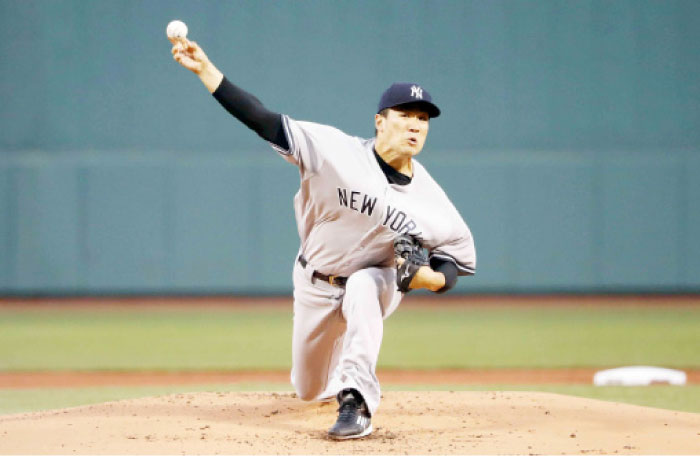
top-left (377, 82), bottom-right (441, 118)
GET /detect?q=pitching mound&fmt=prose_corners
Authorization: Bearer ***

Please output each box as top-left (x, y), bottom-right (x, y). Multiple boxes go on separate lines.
top-left (1, 391), bottom-right (699, 455)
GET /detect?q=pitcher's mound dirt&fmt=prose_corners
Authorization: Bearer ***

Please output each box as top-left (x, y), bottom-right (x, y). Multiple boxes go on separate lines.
top-left (1, 391), bottom-right (699, 455)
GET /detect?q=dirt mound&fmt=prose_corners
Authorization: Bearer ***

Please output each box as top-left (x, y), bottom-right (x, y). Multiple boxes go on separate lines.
top-left (1, 391), bottom-right (698, 455)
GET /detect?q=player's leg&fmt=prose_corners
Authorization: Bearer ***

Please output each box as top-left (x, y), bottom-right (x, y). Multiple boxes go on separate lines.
top-left (325, 266), bottom-right (401, 439)
top-left (289, 260), bottom-right (347, 401)
top-left (335, 266), bottom-right (402, 415)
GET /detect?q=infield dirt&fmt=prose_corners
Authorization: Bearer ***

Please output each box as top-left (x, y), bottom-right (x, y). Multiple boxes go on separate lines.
top-left (1, 391), bottom-right (699, 455)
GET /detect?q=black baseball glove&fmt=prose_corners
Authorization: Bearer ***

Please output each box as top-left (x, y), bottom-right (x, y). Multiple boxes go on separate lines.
top-left (393, 235), bottom-right (429, 293)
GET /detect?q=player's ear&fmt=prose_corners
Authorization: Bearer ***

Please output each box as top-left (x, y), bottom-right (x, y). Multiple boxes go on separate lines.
top-left (374, 113), bottom-right (384, 134)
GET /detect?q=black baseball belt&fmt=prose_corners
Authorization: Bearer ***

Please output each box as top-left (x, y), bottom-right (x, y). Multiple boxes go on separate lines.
top-left (297, 255), bottom-right (348, 287)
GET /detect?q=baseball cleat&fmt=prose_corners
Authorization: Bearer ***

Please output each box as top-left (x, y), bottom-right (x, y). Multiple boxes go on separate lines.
top-left (327, 389), bottom-right (372, 440)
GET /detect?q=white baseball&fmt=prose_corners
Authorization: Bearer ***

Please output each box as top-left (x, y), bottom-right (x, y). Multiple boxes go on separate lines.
top-left (166, 20), bottom-right (188, 39)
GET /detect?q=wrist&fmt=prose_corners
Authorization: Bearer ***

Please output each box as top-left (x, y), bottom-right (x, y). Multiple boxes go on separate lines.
top-left (198, 62), bottom-right (224, 93)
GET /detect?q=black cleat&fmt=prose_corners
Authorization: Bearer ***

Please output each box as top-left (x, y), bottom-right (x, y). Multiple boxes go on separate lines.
top-left (327, 389), bottom-right (372, 440)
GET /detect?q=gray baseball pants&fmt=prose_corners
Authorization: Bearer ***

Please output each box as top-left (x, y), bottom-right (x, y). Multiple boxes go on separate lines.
top-left (290, 258), bottom-right (402, 415)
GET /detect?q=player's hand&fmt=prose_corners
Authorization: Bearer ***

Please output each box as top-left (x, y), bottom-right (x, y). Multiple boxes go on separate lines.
top-left (396, 257), bottom-right (445, 292)
top-left (170, 38), bottom-right (210, 75)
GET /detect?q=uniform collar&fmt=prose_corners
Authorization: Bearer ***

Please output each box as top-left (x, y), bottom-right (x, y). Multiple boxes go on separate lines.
top-left (372, 147), bottom-right (412, 186)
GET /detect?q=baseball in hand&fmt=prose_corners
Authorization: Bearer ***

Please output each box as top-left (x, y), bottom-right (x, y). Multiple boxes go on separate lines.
top-left (166, 20), bottom-right (188, 40)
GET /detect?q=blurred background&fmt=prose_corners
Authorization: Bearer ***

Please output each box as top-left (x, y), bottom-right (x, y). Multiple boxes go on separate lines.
top-left (1, 0), bottom-right (699, 296)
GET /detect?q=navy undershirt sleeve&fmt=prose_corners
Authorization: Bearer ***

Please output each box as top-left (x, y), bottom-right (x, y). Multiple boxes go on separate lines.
top-left (212, 76), bottom-right (289, 150)
top-left (430, 257), bottom-right (459, 294)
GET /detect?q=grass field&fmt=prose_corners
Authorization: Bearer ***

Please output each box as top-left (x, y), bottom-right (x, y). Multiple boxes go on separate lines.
top-left (1, 301), bottom-right (699, 415)
top-left (1, 305), bottom-right (699, 371)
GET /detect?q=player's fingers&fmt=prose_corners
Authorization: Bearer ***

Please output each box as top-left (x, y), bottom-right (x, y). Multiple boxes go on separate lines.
top-left (171, 42), bottom-right (184, 55)
top-left (176, 49), bottom-right (197, 65)
top-left (174, 53), bottom-right (199, 72)
top-left (173, 49), bottom-right (188, 62)
top-left (173, 51), bottom-right (189, 66)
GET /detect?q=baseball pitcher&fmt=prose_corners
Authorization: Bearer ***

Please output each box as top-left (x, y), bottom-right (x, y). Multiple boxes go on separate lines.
top-left (169, 35), bottom-right (476, 440)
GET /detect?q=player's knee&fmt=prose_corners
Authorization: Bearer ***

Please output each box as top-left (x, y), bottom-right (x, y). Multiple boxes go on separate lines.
top-left (342, 269), bottom-right (383, 320)
top-left (295, 387), bottom-right (318, 402)
top-left (292, 375), bottom-right (323, 401)
top-left (345, 269), bottom-right (380, 294)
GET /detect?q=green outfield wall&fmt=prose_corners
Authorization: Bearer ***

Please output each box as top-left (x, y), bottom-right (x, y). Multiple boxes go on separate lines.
top-left (1, 0), bottom-right (699, 294)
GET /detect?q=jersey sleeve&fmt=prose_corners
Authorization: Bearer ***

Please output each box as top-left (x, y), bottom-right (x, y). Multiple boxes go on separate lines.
top-left (429, 218), bottom-right (476, 276)
top-left (267, 115), bottom-right (329, 175)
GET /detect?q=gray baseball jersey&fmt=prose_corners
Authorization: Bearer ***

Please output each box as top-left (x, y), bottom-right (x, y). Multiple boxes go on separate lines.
top-left (270, 115), bottom-right (476, 277)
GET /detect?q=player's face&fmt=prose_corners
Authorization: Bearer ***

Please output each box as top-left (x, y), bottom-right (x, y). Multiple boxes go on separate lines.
top-left (375, 107), bottom-right (430, 157)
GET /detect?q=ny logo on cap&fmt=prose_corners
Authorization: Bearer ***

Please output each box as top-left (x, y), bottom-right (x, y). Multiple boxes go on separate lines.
top-left (410, 85), bottom-right (423, 99)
